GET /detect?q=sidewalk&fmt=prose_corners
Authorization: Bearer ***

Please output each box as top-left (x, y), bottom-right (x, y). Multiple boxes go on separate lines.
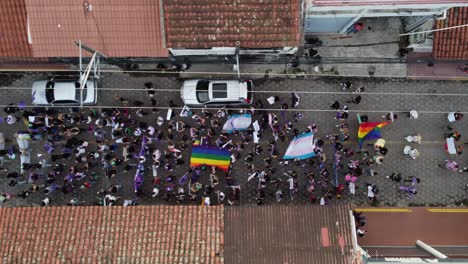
top-left (181, 62), bottom-right (407, 79)
top-left (407, 52), bottom-right (468, 80)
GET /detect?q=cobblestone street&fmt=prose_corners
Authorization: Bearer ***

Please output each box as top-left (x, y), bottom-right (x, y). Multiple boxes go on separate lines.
top-left (0, 72), bottom-right (467, 207)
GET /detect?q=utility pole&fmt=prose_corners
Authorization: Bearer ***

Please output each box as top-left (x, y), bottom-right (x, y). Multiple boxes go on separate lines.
top-left (235, 41), bottom-right (241, 78)
top-left (74, 40), bottom-right (108, 108)
top-left (79, 40), bottom-right (83, 80)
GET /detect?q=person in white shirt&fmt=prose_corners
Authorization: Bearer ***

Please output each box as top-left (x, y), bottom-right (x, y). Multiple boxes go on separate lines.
top-left (357, 228), bottom-right (367, 237)
top-left (367, 184), bottom-right (375, 202)
top-left (349, 182), bottom-right (356, 195)
top-left (320, 197), bottom-right (326, 206)
top-left (6, 115), bottom-right (17, 125)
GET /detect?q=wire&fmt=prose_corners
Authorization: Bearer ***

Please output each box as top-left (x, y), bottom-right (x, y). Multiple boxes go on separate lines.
top-left (1, 68), bottom-right (467, 80)
top-left (3, 86), bottom-right (468, 98)
top-left (1, 104), bottom-right (464, 114)
top-left (399, 24), bottom-right (468, 36)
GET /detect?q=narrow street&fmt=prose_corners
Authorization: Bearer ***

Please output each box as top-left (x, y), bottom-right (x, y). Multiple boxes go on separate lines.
top-left (0, 72), bottom-right (467, 207)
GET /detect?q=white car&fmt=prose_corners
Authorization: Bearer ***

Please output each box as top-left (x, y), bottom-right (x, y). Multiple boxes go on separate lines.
top-left (32, 77), bottom-right (97, 106)
top-left (180, 79), bottom-right (253, 106)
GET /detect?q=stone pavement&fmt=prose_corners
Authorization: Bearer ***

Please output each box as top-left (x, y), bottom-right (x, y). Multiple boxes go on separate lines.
top-left (316, 18), bottom-right (401, 59)
top-left (0, 72), bottom-right (467, 207)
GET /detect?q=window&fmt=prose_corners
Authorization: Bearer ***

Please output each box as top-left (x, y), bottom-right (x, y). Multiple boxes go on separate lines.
top-left (246, 81), bottom-right (253, 102)
top-left (46, 81), bottom-right (54, 89)
top-left (196, 81), bottom-right (209, 103)
top-left (45, 82), bottom-right (55, 103)
top-left (75, 82), bottom-right (87, 101)
top-left (196, 80), bottom-right (209, 90)
top-left (212, 83), bottom-right (227, 98)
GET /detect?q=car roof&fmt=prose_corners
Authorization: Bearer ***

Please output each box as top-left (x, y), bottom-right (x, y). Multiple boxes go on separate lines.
top-left (209, 80), bottom-right (246, 101)
top-left (53, 81), bottom-right (78, 101)
top-left (181, 79), bottom-right (250, 105)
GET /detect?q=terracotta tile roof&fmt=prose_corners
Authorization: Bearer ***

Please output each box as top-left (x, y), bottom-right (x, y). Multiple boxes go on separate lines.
top-left (433, 7), bottom-right (468, 59)
top-left (224, 205), bottom-right (354, 264)
top-left (0, 0), bottom-right (32, 57)
top-left (25, 0), bottom-right (168, 58)
top-left (0, 206), bottom-right (224, 263)
top-left (163, 0), bottom-right (302, 49)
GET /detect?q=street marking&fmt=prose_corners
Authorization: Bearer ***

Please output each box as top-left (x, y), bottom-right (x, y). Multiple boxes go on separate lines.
top-left (427, 208), bottom-right (468, 213)
top-left (354, 208), bottom-right (412, 213)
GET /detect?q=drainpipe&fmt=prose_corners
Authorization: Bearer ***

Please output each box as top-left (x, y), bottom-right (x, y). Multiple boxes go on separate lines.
top-left (416, 240), bottom-right (448, 259)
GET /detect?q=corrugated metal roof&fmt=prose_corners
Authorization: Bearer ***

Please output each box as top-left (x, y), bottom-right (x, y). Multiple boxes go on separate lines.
top-left (433, 7), bottom-right (468, 59)
top-left (0, 206), bottom-right (224, 263)
top-left (0, 0), bottom-right (32, 57)
top-left (25, 0), bottom-right (168, 58)
top-left (224, 205), bottom-right (354, 264)
top-left (162, 0), bottom-right (302, 49)
top-left (310, 0), bottom-right (468, 6)
top-left (359, 207), bottom-right (468, 247)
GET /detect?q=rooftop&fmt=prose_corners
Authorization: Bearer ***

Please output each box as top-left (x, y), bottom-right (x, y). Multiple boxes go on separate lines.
top-left (25, 0), bottom-right (167, 58)
top-left (433, 7), bottom-right (468, 59)
top-left (224, 205), bottom-right (354, 264)
top-left (359, 207), bottom-right (468, 247)
top-left (0, 0), bottom-right (31, 57)
top-left (359, 207), bottom-right (468, 257)
top-left (0, 206), bottom-right (224, 263)
top-left (162, 0), bottom-right (302, 49)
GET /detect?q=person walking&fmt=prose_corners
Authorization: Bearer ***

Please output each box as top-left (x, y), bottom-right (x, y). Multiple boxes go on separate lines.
top-left (440, 160), bottom-right (459, 172)
top-left (448, 112), bottom-right (463, 122)
top-left (347, 95), bottom-right (361, 104)
top-left (366, 184), bottom-right (377, 202)
top-left (330, 101), bottom-right (340, 110)
top-left (145, 82), bottom-right (156, 97)
top-left (386, 172), bottom-right (402, 182)
top-left (340, 81), bottom-right (352, 91)
top-left (408, 110), bottom-right (419, 119)
top-left (291, 93), bottom-right (300, 108)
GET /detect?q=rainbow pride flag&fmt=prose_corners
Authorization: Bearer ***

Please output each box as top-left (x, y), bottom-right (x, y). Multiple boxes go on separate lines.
top-left (190, 145), bottom-right (231, 171)
top-left (358, 121), bottom-right (389, 148)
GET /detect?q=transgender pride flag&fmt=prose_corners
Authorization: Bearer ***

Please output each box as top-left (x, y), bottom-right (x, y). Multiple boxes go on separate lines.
top-left (283, 132), bottom-right (316, 160)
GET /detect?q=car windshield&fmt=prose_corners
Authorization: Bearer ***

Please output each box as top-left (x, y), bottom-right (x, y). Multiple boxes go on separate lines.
top-left (45, 81), bottom-right (55, 103)
top-left (196, 80), bottom-right (209, 103)
top-left (212, 83), bottom-right (227, 98)
top-left (74, 82), bottom-right (87, 101)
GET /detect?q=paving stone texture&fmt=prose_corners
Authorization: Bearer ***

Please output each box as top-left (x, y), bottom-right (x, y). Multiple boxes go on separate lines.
top-left (0, 72), bottom-right (467, 207)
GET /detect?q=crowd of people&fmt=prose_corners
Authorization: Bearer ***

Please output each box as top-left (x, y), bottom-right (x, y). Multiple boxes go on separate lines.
top-left (0, 80), bottom-right (464, 207)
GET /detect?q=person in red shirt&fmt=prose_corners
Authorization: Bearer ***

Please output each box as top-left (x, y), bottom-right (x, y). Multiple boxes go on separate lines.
top-left (346, 22), bottom-right (365, 35)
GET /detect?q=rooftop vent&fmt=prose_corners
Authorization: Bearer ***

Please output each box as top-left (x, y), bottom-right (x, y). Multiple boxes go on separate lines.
top-left (84, 2), bottom-right (93, 12)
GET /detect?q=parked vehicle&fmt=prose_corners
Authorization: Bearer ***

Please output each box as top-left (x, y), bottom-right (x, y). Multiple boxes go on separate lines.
top-left (180, 79), bottom-right (253, 107)
top-left (32, 76), bottom-right (97, 106)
